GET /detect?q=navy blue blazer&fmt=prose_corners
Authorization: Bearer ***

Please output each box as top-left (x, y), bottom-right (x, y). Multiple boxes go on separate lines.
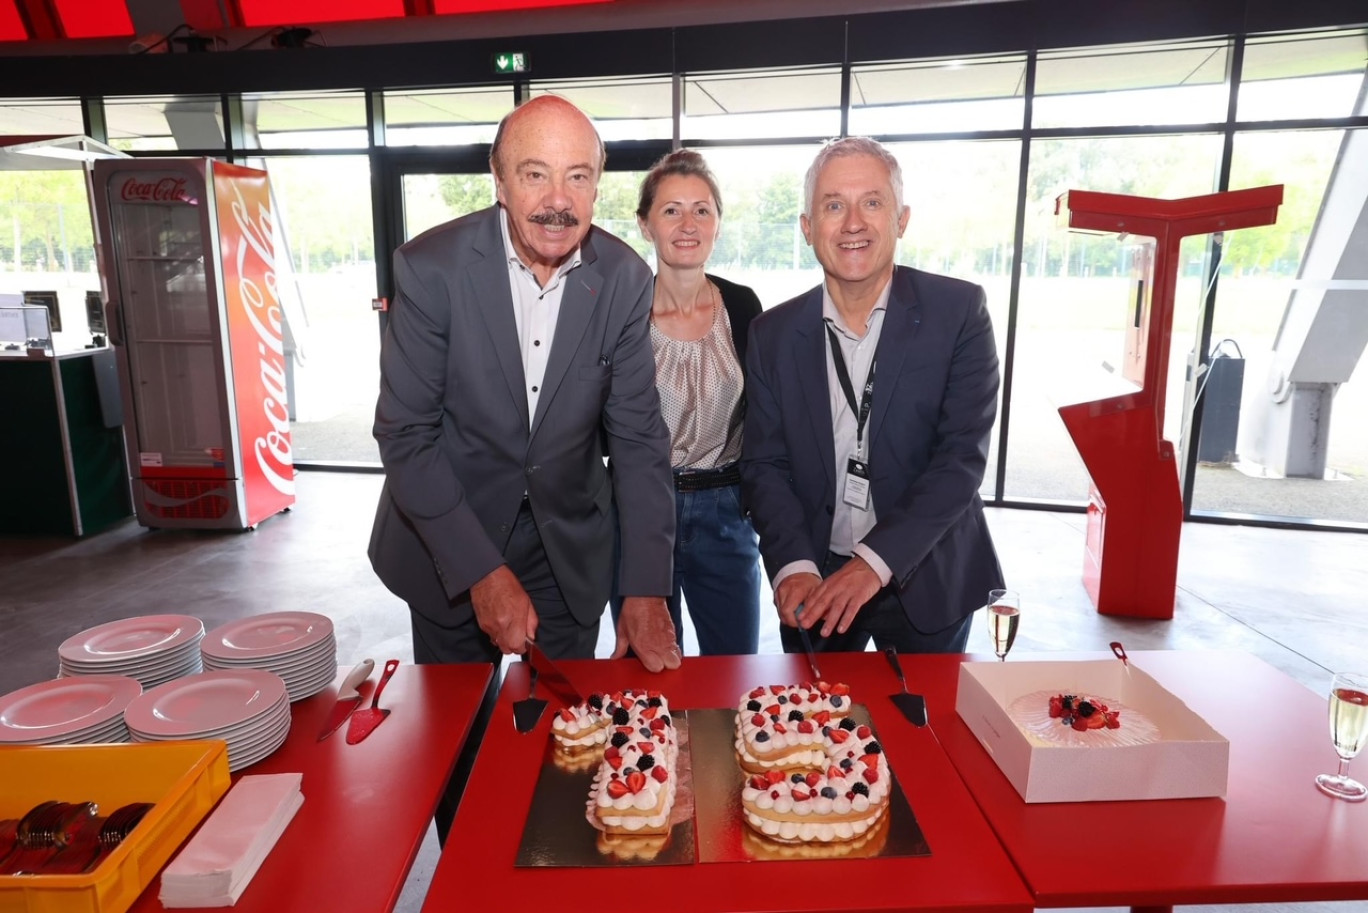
top-left (740, 265), bottom-right (1004, 634)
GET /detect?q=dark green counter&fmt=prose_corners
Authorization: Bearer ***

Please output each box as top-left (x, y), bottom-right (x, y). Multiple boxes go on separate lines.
top-left (0, 348), bottom-right (132, 536)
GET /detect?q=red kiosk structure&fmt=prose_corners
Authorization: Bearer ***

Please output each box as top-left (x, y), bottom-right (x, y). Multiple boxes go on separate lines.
top-left (1054, 185), bottom-right (1283, 619)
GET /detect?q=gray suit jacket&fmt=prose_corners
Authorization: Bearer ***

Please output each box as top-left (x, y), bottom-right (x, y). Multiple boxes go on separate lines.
top-left (740, 265), bottom-right (1004, 634)
top-left (368, 205), bottom-right (675, 628)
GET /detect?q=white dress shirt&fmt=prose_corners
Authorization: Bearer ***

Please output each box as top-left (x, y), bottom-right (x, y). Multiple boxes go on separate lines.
top-left (499, 206), bottom-right (582, 425)
top-left (771, 278), bottom-right (895, 593)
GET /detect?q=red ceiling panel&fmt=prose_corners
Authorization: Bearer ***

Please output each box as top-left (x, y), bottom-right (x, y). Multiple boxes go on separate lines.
top-left (180, 0), bottom-right (229, 30)
top-left (50, 0), bottom-right (134, 37)
top-left (234, 0), bottom-right (613, 27)
top-left (0, 0), bottom-right (28, 42)
top-left (234, 0), bottom-right (407, 27)
top-left (432, 0), bottom-right (613, 10)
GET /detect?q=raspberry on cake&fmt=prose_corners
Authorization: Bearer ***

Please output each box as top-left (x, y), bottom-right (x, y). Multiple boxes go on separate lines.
top-left (735, 684), bottom-right (891, 845)
top-left (1048, 693), bottom-right (1121, 731)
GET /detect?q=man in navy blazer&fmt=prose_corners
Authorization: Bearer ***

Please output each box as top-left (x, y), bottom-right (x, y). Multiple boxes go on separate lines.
top-left (741, 137), bottom-right (1004, 654)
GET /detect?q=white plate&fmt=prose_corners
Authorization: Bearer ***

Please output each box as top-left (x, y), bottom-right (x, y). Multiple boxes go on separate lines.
top-left (60, 638), bottom-right (204, 673)
top-left (281, 664), bottom-right (337, 702)
top-left (58, 615), bottom-right (205, 664)
top-left (200, 632), bottom-right (335, 666)
top-left (61, 657), bottom-right (202, 684)
top-left (1007, 690), bottom-right (1160, 748)
top-left (124, 669), bottom-right (288, 737)
top-left (0, 675), bottom-right (143, 743)
top-left (4, 718), bottom-right (130, 745)
top-left (201, 613), bottom-right (334, 662)
top-left (205, 643), bottom-right (339, 678)
top-left (127, 693), bottom-right (288, 742)
top-left (227, 721), bottom-right (291, 772)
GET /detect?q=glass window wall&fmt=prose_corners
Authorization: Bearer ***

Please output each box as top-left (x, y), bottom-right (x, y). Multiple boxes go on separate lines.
top-left (34, 19), bottom-right (1364, 530)
top-left (1034, 40), bottom-right (1231, 129)
top-left (531, 76), bottom-right (673, 142)
top-left (0, 169), bottom-right (99, 344)
top-left (383, 86), bottom-right (511, 146)
top-left (1238, 30), bottom-right (1368, 122)
top-left (683, 66), bottom-right (841, 140)
top-left (0, 97), bottom-right (85, 136)
top-left (241, 90), bottom-right (368, 150)
top-left (850, 55), bottom-right (1027, 135)
top-left (105, 95), bottom-right (225, 151)
top-left (245, 155), bottom-right (380, 463)
top-left (1194, 128), bottom-right (1367, 525)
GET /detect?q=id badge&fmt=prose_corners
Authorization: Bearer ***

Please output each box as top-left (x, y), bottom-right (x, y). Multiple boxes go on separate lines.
top-left (843, 457), bottom-right (871, 510)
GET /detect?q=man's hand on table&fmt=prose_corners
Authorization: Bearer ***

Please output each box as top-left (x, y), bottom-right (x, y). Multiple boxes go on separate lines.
top-left (612, 596), bottom-right (681, 672)
top-left (470, 564), bottom-right (539, 654)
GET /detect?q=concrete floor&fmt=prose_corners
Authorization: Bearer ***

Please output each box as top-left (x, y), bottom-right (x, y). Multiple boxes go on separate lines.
top-left (1, 471), bottom-right (1365, 913)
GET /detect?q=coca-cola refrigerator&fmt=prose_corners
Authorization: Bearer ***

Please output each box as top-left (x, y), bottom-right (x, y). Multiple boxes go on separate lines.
top-left (92, 158), bottom-right (295, 530)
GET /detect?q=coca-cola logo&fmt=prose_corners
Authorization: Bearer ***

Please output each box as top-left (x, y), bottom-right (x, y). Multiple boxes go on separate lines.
top-left (226, 182), bottom-right (294, 497)
top-left (120, 176), bottom-right (192, 204)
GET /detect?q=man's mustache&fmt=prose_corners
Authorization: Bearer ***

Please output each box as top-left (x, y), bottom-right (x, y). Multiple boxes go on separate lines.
top-left (528, 210), bottom-right (579, 227)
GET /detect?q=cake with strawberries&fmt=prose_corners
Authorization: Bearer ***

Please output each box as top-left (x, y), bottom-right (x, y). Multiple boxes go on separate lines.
top-left (736, 683), bottom-right (891, 844)
top-left (582, 691), bottom-right (678, 836)
top-left (550, 692), bottom-right (615, 750)
top-left (733, 682), bottom-right (854, 773)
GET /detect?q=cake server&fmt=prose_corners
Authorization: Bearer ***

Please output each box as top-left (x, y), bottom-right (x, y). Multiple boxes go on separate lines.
top-left (316, 659), bottom-right (375, 741)
top-left (345, 659), bottom-right (399, 744)
top-left (883, 647), bottom-right (928, 727)
top-left (511, 662), bottom-right (546, 734)
top-left (524, 639), bottom-right (583, 708)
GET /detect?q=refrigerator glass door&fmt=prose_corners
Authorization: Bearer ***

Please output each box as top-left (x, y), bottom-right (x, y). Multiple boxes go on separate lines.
top-left (109, 195), bottom-right (227, 467)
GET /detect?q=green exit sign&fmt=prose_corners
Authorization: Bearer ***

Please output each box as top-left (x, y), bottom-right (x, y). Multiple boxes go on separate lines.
top-left (493, 52), bottom-right (530, 75)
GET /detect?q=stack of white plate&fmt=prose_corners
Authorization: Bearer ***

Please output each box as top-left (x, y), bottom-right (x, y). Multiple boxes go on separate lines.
top-left (124, 669), bottom-right (291, 772)
top-left (58, 615), bottom-right (205, 688)
top-left (200, 612), bottom-right (336, 702)
top-left (0, 675), bottom-right (141, 745)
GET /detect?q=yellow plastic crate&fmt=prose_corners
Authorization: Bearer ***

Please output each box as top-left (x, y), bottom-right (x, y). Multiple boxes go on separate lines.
top-left (0, 741), bottom-right (230, 913)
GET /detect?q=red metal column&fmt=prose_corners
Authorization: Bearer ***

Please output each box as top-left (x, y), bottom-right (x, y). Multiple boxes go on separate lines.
top-left (1055, 185), bottom-right (1283, 618)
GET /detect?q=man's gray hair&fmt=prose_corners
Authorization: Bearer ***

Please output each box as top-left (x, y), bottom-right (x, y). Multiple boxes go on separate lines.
top-left (803, 137), bottom-right (905, 216)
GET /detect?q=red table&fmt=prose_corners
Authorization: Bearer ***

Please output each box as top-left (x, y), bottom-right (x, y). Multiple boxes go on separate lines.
top-left (424, 653), bottom-right (1033, 913)
top-left (913, 650), bottom-right (1368, 913)
top-left (131, 662), bottom-right (494, 913)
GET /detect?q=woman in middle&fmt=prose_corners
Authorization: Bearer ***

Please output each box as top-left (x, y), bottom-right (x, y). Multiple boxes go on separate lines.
top-left (615, 149), bottom-right (763, 655)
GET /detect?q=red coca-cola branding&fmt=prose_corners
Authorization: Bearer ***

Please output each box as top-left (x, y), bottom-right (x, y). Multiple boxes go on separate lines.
top-left (214, 164), bottom-right (295, 524)
top-left (119, 176), bottom-right (193, 204)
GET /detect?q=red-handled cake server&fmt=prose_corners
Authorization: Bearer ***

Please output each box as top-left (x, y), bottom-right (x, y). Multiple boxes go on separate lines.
top-left (345, 659), bottom-right (399, 744)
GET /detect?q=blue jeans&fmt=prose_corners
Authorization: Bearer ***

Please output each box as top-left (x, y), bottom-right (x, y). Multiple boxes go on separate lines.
top-left (613, 482), bottom-right (761, 655)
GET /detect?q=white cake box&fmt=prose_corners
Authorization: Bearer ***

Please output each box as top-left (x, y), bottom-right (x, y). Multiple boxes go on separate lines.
top-left (955, 658), bottom-right (1229, 803)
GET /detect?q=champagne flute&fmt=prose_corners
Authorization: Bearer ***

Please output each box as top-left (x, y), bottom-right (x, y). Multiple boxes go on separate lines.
top-left (987, 588), bottom-right (1020, 662)
top-left (1315, 671), bottom-right (1368, 802)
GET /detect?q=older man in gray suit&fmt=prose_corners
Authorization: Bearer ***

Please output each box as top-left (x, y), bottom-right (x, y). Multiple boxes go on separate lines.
top-left (369, 95), bottom-right (680, 672)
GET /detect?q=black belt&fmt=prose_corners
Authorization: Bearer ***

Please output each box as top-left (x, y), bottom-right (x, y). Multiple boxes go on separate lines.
top-left (673, 463), bottom-right (741, 492)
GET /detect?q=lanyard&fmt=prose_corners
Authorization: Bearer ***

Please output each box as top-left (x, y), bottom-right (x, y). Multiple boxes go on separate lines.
top-left (825, 324), bottom-right (876, 451)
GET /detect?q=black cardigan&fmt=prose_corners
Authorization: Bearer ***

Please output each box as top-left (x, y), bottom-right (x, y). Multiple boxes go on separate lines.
top-left (707, 273), bottom-right (763, 364)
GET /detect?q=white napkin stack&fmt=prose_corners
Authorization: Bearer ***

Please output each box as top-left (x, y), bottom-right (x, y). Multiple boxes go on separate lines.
top-left (160, 773), bottom-right (304, 908)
